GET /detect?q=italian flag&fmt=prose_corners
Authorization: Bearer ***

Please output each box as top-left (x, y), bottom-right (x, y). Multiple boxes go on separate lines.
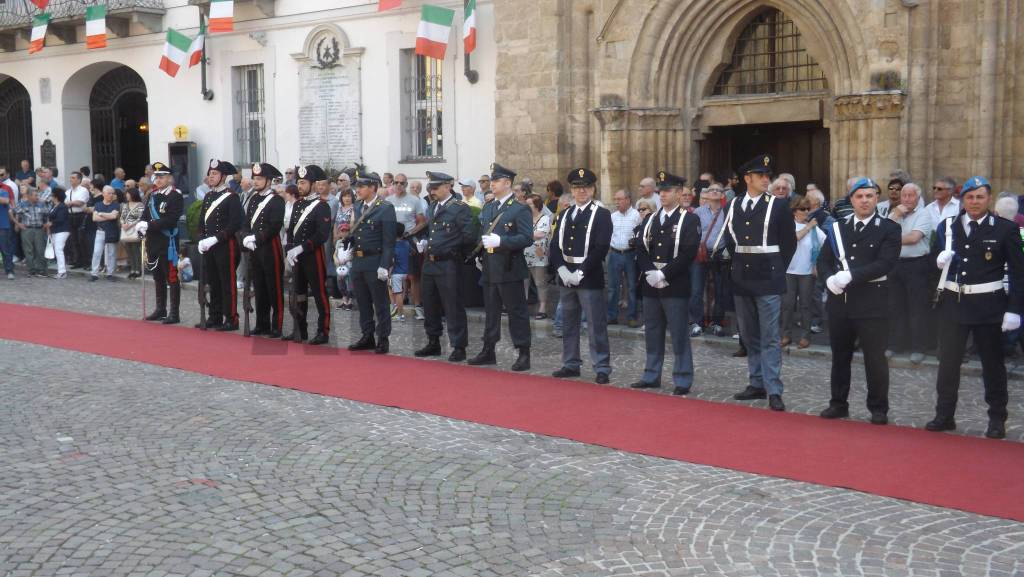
top-left (28, 13), bottom-right (49, 55)
top-left (85, 5), bottom-right (107, 50)
top-left (159, 28), bottom-right (192, 78)
top-left (463, 0), bottom-right (477, 54)
top-left (188, 19), bottom-right (206, 68)
top-left (30, 0), bottom-right (49, 9)
top-left (415, 4), bottom-right (454, 60)
top-left (208, 0), bottom-right (234, 33)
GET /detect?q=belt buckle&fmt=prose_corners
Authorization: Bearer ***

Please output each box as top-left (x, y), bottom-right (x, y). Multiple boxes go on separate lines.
top-left (356, 250), bottom-right (364, 258)
top-left (487, 248), bottom-right (495, 254)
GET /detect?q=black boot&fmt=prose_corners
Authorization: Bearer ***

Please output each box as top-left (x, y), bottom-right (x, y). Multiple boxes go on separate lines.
top-left (285, 300), bottom-right (308, 342)
top-left (510, 347), bottom-right (530, 372)
top-left (448, 347), bottom-right (466, 362)
top-left (415, 338), bottom-right (442, 357)
top-left (162, 284), bottom-right (181, 325)
top-left (467, 345), bottom-right (496, 366)
top-left (308, 332), bottom-right (329, 346)
top-left (374, 337), bottom-right (390, 355)
top-left (348, 333), bottom-right (376, 351)
top-left (145, 284), bottom-right (167, 321)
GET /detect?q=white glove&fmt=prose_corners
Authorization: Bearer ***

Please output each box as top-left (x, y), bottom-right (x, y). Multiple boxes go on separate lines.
top-left (136, 221), bottom-right (149, 238)
top-left (417, 239), bottom-right (428, 253)
top-left (1002, 312), bottom-right (1021, 332)
top-left (286, 245), bottom-right (303, 267)
top-left (937, 250), bottom-right (955, 268)
top-left (475, 258), bottom-right (483, 272)
top-left (377, 267), bottom-right (389, 282)
top-left (197, 237), bottom-right (219, 254)
top-left (336, 247), bottom-right (352, 265)
top-left (336, 265), bottom-right (349, 278)
top-left (557, 266), bottom-right (572, 286)
top-left (835, 270), bottom-right (852, 288)
top-left (826, 274), bottom-right (845, 295)
top-left (243, 235), bottom-right (257, 251)
top-left (645, 269), bottom-right (666, 288)
top-left (569, 270), bottom-right (584, 286)
top-left (655, 280), bottom-right (669, 289)
top-left (482, 233), bottom-right (501, 249)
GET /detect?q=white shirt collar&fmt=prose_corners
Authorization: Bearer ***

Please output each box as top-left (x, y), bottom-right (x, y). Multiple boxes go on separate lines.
top-left (962, 213), bottom-right (988, 226)
top-left (573, 201), bottom-right (593, 217)
top-left (495, 192), bottom-right (513, 205)
top-left (854, 214), bottom-right (873, 227)
top-left (661, 205), bottom-right (679, 219)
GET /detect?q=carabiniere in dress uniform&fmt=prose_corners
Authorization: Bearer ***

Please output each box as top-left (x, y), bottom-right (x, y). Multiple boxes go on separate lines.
top-left (197, 159), bottom-right (244, 331)
top-left (284, 164), bottom-right (334, 345)
top-left (241, 162), bottom-right (287, 339)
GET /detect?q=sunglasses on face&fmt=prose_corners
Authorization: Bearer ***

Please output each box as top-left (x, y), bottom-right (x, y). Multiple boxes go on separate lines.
top-left (638, 208), bottom-right (651, 213)
top-left (395, 181), bottom-right (407, 185)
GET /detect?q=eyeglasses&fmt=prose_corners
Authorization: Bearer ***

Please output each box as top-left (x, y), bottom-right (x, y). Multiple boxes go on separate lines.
top-left (638, 208), bottom-right (651, 213)
top-left (888, 186), bottom-right (902, 191)
top-left (795, 207), bottom-right (810, 212)
top-left (932, 186), bottom-right (950, 191)
top-left (395, 181), bottom-right (408, 186)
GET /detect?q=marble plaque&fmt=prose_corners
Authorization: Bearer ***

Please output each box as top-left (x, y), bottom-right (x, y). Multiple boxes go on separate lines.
top-left (298, 62), bottom-right (362, 170)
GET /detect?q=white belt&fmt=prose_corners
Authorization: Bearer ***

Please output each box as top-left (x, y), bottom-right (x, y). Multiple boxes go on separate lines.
top-left (869, 276), bottom-right (887, 283)
top-left (653, 262), bottom-right (668, 269)
top-left (563, 255), bottom-right (586, 264)
top-left (943, 281), bottom-right (1004, 295)
top-left (734, 245), bottom-right (780, 254)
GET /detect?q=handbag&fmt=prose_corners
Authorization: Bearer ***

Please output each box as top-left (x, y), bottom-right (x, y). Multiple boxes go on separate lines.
top-left (44, 235), bottom-right (54, 259)
top-left (696, 209), bottom-right (722, 263)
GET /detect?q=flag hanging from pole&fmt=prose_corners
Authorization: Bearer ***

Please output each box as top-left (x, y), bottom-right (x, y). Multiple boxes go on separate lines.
top-left (85, 5), bottom-right (107, 50)
top-left (415, 5), bottom-right (455, 60)
top-left (159, 28), bottom-right (192, 77)
top-left (463, 0), bottom-right (477, 54)
top-left (28, 13), bottom-right (49, 54)
top-left (30, 0), bottom-right (49, 10)
top-left (188, 19), bottom-right (206, 67)
top-left (378, 0), bottom-right (401, 10)
top-left (208, 0), bottom-right (234, 33)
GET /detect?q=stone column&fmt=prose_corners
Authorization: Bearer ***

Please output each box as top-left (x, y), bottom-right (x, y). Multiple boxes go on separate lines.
top-left (831, 92), bottom-right (906, 196)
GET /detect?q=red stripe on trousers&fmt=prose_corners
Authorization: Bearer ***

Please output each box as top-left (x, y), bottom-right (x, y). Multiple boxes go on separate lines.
top-left (315, 246), bottom-right (330, 333)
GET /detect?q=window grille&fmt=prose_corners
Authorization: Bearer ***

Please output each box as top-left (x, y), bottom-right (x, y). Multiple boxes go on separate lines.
top-left (233, 64), bottom-right (266, 165)
top-left (714, 9), bottom-right (828, 96)
top-left (402, 50), bottom-right (444, 162)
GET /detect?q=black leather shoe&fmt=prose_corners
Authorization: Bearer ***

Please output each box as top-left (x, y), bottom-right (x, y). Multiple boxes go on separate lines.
top-left (467, 347), bottom-right (497, 366)
top-left (672, 386), bottom-right (690, 396)
top-left (267, 329), bottom-right (282, 339)
top-left (348, 334), bottom-right (376, 351)
top-left (733, 386), bottom-right (767, 401)
top-left (161, 315), bottom-right (180, 325)
top-left (925, 417), bottom-right (956, 432)
top-left (308, 332), bottom-right (329, 346)
top-left (552, 367), bottom-right (580, 378)
top-left (415, 339), bottom-right (442, 357)
top-left (510, 347), bottom-right (530, 372)
top-left (985, 421), bottom-right (1006, 439)
top-left (870, 412), bottom-right (888, 425)
top-left (374, 337), bottom-right (389, 355)
top-left (217, 322), bottom-right (239, 332)
top-left (145, 310), bottom-right (167, 322)
top-left (198, 321), bottom-right (223, 330)
top-left (250, 327), bottom-right (269, 336)
top-left (819, 406), bottom-right (849, 419)
top-left (629, 381), bottom-right (660, 389)
top-left (732, 346), bottom-right (747, 358)
top-left (768, 395), bottom-right (785, 411)
top-left (596, 373), bottom-right (610, 385)
top-left (282, 330), bottom-right (303, 342)
top-left (448, 348), bottom-right (466, 362)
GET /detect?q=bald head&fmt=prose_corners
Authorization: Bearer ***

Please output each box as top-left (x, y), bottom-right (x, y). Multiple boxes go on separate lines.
top-left (639, 177), bottom-right (657, 199)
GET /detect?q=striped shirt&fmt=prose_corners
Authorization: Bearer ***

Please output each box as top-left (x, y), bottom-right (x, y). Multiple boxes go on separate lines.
top-left (14, 200), bottom-right (49, 227)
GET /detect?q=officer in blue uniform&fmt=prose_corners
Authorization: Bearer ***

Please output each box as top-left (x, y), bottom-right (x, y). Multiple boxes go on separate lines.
top-left (197, 159), bottom-right (244, 331)
top-left (241, 162), bottom-right (286, 338)
top-left (927, 176), bottom-right (1024, 439)
top-left (724, 154), bottom-right (796, 411)
top-left (468, 163), bottom-right (533, 371)
top-left (284, 164), bottom-right (334, 345)
top-left (413, 171), bottom-right (477, 362)
top-left (549, 168), bottom-right (614, 384)
top-left (630, 171), bottom-right (702, 395)
top-left (138, 162), bottom-right (184, 325)
top-left (817, 178), bottom-right (902, 424)
top-left (338, 169), bottom-right (397, 354)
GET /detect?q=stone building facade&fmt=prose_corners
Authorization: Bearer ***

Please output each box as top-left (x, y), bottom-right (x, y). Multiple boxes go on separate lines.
top-left (494, 0), bottom-right (1024, 201)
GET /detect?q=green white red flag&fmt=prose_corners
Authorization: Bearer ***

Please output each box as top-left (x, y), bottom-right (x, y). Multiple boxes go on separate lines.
top-left (85, 5), bottom-right (107, 50)
top-left (188, 19), bottom-right (206, 67)
top-left (463, 0), bottom-right (477, 54)
top-left (415, 4), bottom-right (454, 60)
top-left (30, 0), bottom-right (49, 10)
top-left (28, 13), bottom-right (49, 54)
top-left (208, 0), bottom-right (233, 33)
top-left (159, 28), bottom-right (192, 77)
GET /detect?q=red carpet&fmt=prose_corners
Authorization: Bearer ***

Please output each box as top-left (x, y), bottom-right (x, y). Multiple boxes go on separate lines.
top-left (2, 302), bottom-right (1023, 522)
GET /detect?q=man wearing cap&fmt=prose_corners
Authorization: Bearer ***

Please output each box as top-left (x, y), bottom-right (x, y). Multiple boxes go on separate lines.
top-left (817, 178), bottom-right (902, 425)
top-left (549, 168), bottom-right (614, 384)
top-left (414, 171), bottom-right (477, 361)
top-left (338, 169), bottom-right (397, 354)
top-left (724, 155), bottom-right (797, 411)
top-left (137, 162), bottom-right (184, 324)
top-left (927, 176), bottom-right (1024, 440)
top-left (241, 162), bottom-right (286, 338)
top-left (459, 178), bottom-right (482, 209)
top-left (284, 165), bottom-right (334, 345)
top-left (630, 171), bottom-right (702, 395)
top-left (196, 160), bottom-right (244, 331)
top-left (468, 163), bottom-right (533, 371)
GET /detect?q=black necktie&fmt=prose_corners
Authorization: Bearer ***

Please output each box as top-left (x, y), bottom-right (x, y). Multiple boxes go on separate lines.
top-left (969, 220), bottom-right (979, 237)
top-left (855, 221), bottom-right (865, 234)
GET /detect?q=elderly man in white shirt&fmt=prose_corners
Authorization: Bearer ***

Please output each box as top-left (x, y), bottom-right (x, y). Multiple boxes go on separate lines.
top-left (636, 176), bottom-right (662, 210)
top-left (887, 182), bottom-right (936, 364)
top-left (607, 189), bottom-right (642, 327)
top-left (925, 177), bottom-right (961, 225)
top-left (66, 171), bottom-right (91, 269)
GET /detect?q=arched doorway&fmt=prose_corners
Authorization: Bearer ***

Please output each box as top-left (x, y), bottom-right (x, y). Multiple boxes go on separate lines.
top-left (89, 66), bottom-right (149, 180)
top-left (0, 77), bottom-right (33, 171)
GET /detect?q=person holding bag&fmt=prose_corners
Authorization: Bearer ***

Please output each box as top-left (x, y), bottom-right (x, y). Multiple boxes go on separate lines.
top-left (120, 188), bottom-right (144, 278)
top-left (46, 189), bottom-right (71, 278)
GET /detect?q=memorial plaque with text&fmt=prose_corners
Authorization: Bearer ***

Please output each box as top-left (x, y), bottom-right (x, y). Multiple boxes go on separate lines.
top-left (298, 63), bottom-right (361, 170)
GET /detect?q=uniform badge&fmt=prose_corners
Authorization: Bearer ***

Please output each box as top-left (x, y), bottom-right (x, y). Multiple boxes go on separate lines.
top-left (298, 166), bottom-right (308, 179)
top-left (504, 222), bottom-right (513, 231)
top-left (252, 163), bottom-right (262, 175)
top-left (986, 251), bottom-right (993, 261)
top-left (159, 202), bottom-right (167, 214)
top-left (658, 171), bottom-right (666, 182)
top-left (975, 178), bottom-right (983, 187)
top-left (763, 156), bottom-right (770, 167)
top-left (578, 169), bottom-right (585, 179)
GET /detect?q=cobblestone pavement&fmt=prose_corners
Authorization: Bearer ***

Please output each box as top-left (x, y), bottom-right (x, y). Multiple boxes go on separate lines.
top-left (2, 273), bottom-right (1023, 442)
top-left (1, 338), bottom-right (1023, 577)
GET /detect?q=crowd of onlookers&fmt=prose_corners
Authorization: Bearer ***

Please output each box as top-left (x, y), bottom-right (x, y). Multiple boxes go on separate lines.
top-left (5, 159), bottom-right (1023, 361)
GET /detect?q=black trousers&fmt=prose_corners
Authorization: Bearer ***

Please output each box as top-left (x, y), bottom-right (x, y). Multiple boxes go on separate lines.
top-left (483, 281), bottom-right (530, 348)
top-left (829, 313), bottom-right (890, 413)
top-left (293, 246), bottom-right (331, 336)
top-left (203, 238), bottom-right (239, 325)
top-left (68, 213), bottom-right (87, 267)
top-left (888, 256), bottom-right (932, 353)
top-left (422, 262), bottom-right (468, 348)
top-left (935, 320), bottom-right (1008, 422)
top-left (252, 237), bottom-right (285, 332)
top-left (351, 268), bottom-right (390, 339)
top-left (147, 240), bottom-right (180, 311)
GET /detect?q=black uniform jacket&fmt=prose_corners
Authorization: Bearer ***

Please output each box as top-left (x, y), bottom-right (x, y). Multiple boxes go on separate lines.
top-left (817, 214), bottom-right (902, 319)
